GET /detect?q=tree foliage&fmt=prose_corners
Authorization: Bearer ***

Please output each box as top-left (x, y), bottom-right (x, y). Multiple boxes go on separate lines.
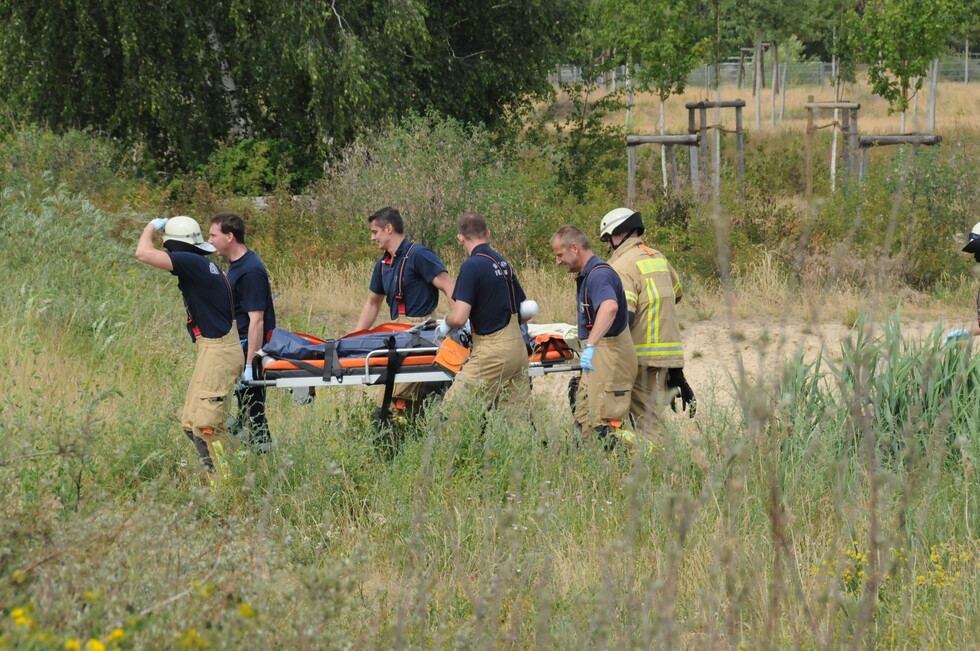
top-left (594, 0), bottom-right (709, 101)
top-left (0, 0), bottom-right (582, 178)
top-left (854, 0), bottom-right (960, 116)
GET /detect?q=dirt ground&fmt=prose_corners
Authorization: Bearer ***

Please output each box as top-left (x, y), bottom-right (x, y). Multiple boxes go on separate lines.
top-left (531, 316), bottom-right (951, 420)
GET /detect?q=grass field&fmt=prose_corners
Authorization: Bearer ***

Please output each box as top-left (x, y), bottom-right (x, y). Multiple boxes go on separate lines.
top-left (3, 85), bottom-right (980, 649)
top-left (593, 80), bottom-right (980, 135)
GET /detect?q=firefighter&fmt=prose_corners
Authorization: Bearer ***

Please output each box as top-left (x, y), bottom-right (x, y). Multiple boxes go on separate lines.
top-left (207, 213), bottom-right (277, 454)
top-left (436, 212), bottom-right (530, 424)
top-left (599, 208), bottom-right (695, 436)
top-left (945, 222), bottom-right (980, 345)
top-left (551, 225), bottom-right (638, 444)
top-left (135, 216), bottom-right (242, 479)
top-left (354, 207), bottom-right (455, 429)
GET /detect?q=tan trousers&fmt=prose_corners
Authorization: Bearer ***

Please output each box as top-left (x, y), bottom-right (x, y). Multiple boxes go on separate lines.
top-left (630, 365), bottom-right (670, 437)
top-left (440, 318), bottom-right (530, 421)
top-left (180, 325), bottom-right (243, 466)
top-left (574, 329), bottom-right (638, 432)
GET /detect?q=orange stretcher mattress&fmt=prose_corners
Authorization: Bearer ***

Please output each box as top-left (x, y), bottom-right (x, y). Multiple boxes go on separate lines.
top-left (261, 337), bottom-right (572, 374)
top-left (264, 353), bottom-right (438, 372)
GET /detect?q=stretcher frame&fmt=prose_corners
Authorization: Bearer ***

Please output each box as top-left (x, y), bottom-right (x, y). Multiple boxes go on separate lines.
top-left (247, 346), bottom-right (581, 390)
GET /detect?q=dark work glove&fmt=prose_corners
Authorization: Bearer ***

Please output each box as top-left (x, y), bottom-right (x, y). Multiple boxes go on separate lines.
top-left (666, 367), bottom-right (697, 418)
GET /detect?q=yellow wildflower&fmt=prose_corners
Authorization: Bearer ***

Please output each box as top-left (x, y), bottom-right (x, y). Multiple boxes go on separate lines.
top-left (65, 640), bottom-right (82, 651)
top-left (238, 603), bottom-right (256, 619)
top-left (9, 608), bottom-right (24, 619)
top-left (85, 640), bottom-right (106, 651)
top-left (106, 629), bottom-right (125, 643)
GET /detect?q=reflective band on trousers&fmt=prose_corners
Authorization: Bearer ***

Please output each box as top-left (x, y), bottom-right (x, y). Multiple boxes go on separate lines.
top-left (636, 343), bottom-right (684, 356)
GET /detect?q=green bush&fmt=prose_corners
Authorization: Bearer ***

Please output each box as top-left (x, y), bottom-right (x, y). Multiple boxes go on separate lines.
top-left (308, 113), bottom-right (570, 262)
top-left (201, 138), bottom-right (294, 196)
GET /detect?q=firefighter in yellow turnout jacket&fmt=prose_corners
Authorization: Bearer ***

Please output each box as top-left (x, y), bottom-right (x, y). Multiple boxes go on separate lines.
top-left (600, 208), bottom-right (694, 435)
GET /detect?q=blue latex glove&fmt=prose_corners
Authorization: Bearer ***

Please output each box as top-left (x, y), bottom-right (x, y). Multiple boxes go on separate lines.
top-left (149, 217), bottom-right (169, 231)
top-left (580, 344), bottom-right (596, 373)
top-left (241, 364), bottom-right (253, 383)
top-left (944, 328), bottom-right (971, 345)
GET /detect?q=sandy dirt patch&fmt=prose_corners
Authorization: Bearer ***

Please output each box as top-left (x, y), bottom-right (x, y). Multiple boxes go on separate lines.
top-left (530, 316), bottom-right (949, 419)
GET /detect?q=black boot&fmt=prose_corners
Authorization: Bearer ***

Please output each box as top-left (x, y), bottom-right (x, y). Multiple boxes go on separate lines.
top-left (184, 430), bottom-right (214, 470)
top-left (593, 426), bottom-right (618, 452)
top-left (372, 407), bottom-right (401, 460)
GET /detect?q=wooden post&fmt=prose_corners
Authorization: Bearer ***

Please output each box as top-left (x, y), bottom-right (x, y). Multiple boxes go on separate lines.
top-left (805, 95), bottom-right (814, 197)
top-left (627, 144), bottom-right (637, 205)
top-left (698, 104), bottom-right (708, 185)
top-left (849, 109), bottom-right (860, 179)
top-left (736, 104), bottom-right (745, 185)
top-left (625, 134), bottom-right (699, 195)
top-left (840, 107), bottom-right (850, 182)
top-left (688, 108), bottom-right (699, 188)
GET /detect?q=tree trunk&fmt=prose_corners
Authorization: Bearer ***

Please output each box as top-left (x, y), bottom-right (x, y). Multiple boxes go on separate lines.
top-left (779, 61), bottom-right (788, 122)
top-left (754, 35), bottom-right (762, 130)
top-left (911, 85), bottom-right (919, 131)
top-left (626, 57), bottom-right (634, 130)
top-left (714, 87), bottom-right (721, 202)
top-left (207, 23), bottom-right (249, 139)
top-left (660, 98), bottom-right (668, 191)
top-left (770, 40), bottom-right (778, 128)
top-left (831, 108), bottom-right (838, 192)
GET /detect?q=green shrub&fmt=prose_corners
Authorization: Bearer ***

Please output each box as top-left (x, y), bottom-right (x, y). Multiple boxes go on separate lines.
top-left (308, 113), bottom-right (569, 262)
top-left (200, 138), bottom-right (293, 196)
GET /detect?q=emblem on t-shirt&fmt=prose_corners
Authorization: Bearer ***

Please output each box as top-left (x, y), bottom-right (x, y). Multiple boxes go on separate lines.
top-left (209, 262), bottom-right (220, 274)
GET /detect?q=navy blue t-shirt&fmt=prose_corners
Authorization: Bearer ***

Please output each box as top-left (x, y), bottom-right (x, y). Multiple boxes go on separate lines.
top-left (227, 249), bottom-right (276, 341)
top-left (369, 238), bottom-right (447, 319)
top-left (575, 255), bottom-right (628, 340)
top-left (168, 252), bottom-right (234, 339)
top-left (453, 243), bottom-right (526, 335)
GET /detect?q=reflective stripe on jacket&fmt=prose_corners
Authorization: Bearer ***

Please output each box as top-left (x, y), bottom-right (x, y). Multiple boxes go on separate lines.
top-left (607, 237), bottom-right (684, 367)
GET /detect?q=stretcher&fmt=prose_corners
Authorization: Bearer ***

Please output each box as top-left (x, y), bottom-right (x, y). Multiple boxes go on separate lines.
top-left (246, 321), bottom-right (581, 393)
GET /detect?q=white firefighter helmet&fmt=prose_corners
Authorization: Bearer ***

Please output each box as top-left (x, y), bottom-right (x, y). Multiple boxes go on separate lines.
top-left (162, 216), bottom-right (216, 253)
top-left (599, 208), bottom-right (644, 242)
top-left (963, 221), bottom-right (980, 253)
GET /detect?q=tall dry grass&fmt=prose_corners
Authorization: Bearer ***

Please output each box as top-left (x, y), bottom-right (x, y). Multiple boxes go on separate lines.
top-left (4, 118), bottom-right (980, 649)
top-left (611, 81), bottom-right (980, 135)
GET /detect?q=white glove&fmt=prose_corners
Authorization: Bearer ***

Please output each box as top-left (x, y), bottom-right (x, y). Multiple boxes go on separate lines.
top-left (519, 299), bottom-right (539, 321)
top-left (435, 320), bottom-right (451, 337)
top-left (149, 217), bottom-right (169, 231)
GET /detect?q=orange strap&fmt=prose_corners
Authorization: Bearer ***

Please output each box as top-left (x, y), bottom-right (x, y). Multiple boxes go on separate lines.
top-left (637, 243), bottom-right (661, 257)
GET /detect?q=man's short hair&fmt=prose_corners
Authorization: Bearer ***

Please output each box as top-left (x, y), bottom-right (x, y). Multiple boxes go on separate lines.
top-left (457, 211), bottom-right (488, 240)
top-left (210, 213), bottom-right (246, 245)
top-left (369, 207), bottom-right (404, 234)
top-left (552, 225), bottom-right (591, 251)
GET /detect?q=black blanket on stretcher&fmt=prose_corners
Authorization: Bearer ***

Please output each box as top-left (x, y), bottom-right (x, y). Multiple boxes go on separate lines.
top-left (262, 326), bottom-right (438, 360)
